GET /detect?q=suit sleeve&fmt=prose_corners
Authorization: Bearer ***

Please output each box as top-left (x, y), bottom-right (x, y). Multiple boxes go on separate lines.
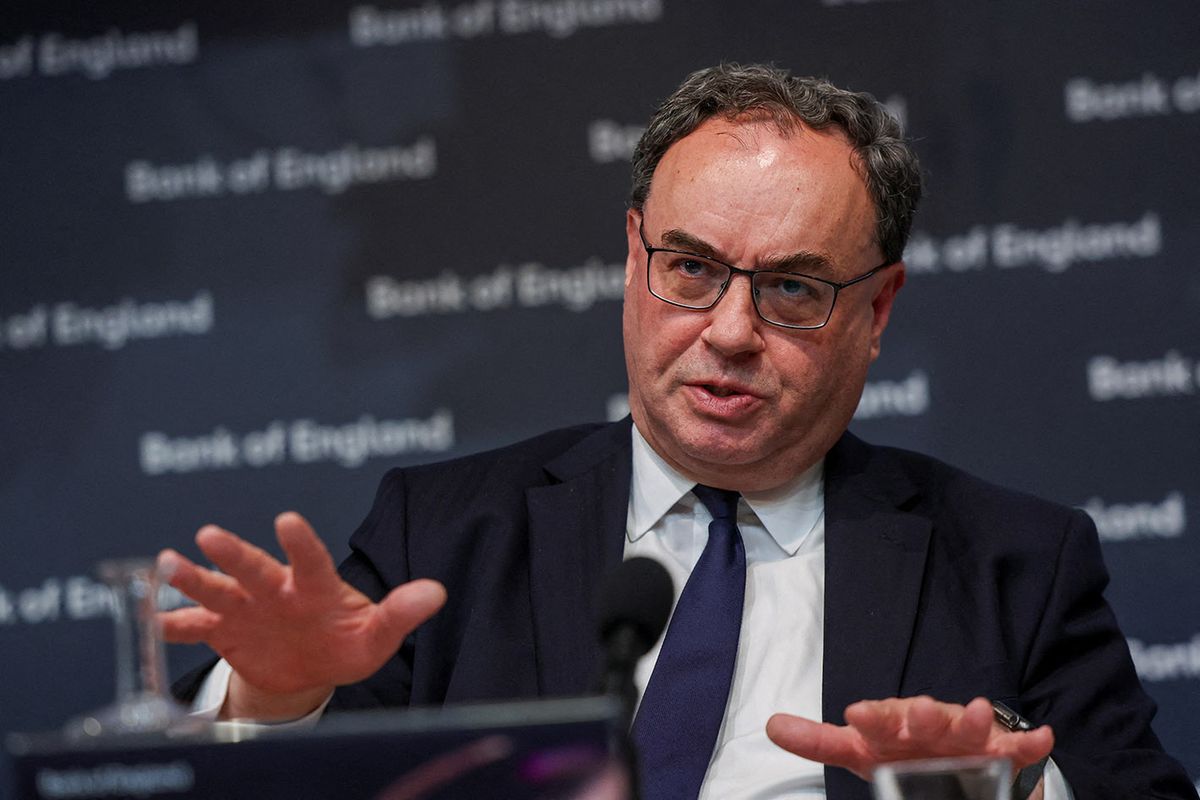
top-left (1020, 508), bottom-right (1196, 799)
top-left (327, 468), bottom-right (419, 712)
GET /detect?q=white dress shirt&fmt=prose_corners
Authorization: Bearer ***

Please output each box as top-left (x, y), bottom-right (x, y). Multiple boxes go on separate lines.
top-left (194, 422), bottom-right (1072, 798)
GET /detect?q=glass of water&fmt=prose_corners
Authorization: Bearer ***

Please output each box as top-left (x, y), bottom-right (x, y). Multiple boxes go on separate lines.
top-left (872, 756), bottom-right (1012, 800)
top-left (64, 558), bottom-right (196, 738)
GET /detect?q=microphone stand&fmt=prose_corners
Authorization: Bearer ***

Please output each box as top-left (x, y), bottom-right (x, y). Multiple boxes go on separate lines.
top-left (601, 624), bottom-right (644, 800)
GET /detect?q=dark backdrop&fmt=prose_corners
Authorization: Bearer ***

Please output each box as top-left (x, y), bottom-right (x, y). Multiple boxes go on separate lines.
top-left (2, 0), bottom-right (1197, 788)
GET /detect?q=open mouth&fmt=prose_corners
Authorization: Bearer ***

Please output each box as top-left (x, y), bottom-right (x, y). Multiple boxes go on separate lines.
top-left (686, 382), bottom-right (760, 417)
top-left (704, 384), bottom-right (741, 398)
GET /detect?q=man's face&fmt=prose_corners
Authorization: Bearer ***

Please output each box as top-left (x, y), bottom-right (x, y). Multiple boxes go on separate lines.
top-left (622, 116), bottom-right (904, 493)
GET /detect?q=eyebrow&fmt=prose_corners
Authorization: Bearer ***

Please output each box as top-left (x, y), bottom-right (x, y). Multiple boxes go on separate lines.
top-left (659, 227), bottom-right (838, 276)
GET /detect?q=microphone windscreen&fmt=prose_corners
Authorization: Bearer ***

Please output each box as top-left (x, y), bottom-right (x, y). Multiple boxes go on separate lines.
top-left (597, 557), bottom-right (674, 657)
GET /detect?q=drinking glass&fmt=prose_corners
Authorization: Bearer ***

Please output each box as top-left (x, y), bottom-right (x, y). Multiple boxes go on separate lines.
top-left (64, 558), bottom-right (196, 738)
top-left (872, 756), bottom-right (1012, 800)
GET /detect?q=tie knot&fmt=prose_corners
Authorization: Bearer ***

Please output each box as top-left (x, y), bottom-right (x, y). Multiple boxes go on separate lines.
top-left (692, 484), bottom-right (740, 521)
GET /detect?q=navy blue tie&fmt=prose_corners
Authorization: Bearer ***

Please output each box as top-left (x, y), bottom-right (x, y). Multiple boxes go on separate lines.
top-left (632, 485), bottom-right (746, 799)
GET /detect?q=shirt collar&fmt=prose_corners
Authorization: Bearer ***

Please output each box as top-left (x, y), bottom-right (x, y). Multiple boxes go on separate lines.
top-left (627, 423), bottom-right (824, 556)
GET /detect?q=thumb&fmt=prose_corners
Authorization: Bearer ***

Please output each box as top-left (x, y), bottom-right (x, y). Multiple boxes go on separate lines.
top-left (766, 713), bottom-right (821, 754)
top-left (766, 713), bottom-right (869, 778)
top-left (371, 579), bottom-right (447, 648)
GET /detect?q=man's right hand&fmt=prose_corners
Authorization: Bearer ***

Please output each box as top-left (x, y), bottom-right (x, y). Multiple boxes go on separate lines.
top-left (157, 511), bottom-right (446, 721)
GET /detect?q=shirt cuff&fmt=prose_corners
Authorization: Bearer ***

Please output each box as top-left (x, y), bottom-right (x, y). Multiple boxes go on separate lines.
top-left (189, 658), bottom-right (332, 732)
top-left (1041, 757), bottom-right (1074, 800)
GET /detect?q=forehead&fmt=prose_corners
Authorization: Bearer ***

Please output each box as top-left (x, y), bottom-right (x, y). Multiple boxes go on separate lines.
top-left (645, 117), bottom-right (878, 266)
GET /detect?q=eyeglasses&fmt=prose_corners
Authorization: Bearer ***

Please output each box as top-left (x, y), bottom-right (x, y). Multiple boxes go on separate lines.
top-left (638, 220), bottom-right (895, 330)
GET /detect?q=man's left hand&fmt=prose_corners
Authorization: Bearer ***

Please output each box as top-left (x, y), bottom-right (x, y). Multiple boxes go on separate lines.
top-left (765, 696), bottom-right (1054, 781)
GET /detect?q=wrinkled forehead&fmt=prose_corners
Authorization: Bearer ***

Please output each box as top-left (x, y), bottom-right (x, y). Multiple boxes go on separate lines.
top-left (644, 116), bottom-right (879, 265)
top-left (648, 114), bottom-right (863, 197)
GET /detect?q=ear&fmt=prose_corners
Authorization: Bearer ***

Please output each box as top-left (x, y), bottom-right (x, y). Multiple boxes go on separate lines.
top-left (868, 262), bottom-right (905, 362)
top-left (625, 208), bottom-right (643, 287)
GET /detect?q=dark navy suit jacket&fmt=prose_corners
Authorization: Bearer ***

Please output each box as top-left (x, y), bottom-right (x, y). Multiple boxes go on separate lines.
top-left (181, 419), bottom-right (1195, 799)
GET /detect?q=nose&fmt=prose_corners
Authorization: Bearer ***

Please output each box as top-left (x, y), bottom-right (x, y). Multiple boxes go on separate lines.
top-left (700, 273), bottom-right (765, 356)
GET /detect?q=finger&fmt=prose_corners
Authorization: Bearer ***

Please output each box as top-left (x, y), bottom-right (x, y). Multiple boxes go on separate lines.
top-left (196, 525), bottom-right (287, 597)
top-left (765, 713), bottom-right (870, 776)
top-left (158, 606), bottom-right (221, 644)
top-left (274, 512), bottom-right (338, 594)
top-left (370, 579), bottom-right (447, 652)
top-left (992, 725), bottom-right (1055, 769)
top-left (159, 548), bottom-right (247, 614)
top-left (947, 696), bottom-right (995, 744)
top-left (844, 698), bottom-right (906, 745)
top-left (907, 697), bottom-right (991, 755)
top-left (904, 696), bottom-right (959, 745)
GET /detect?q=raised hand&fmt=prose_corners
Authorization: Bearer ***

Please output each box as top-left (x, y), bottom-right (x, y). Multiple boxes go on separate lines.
top-left (766, 696), bottom-right (1054, 781)
top-left (158, 511), bottom-right (446, 720)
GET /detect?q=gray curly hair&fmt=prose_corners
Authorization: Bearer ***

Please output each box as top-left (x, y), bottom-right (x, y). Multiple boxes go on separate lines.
top-left (630, 63), bottom-right (922, 264)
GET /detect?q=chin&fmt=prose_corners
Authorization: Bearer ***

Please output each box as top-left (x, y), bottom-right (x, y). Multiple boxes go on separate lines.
top-left (676, 429), bottom-right (768, 468)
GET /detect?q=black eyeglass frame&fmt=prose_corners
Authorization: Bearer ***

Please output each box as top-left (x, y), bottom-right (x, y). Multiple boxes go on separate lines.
top-left (638, 219), bottom-right (896, 330)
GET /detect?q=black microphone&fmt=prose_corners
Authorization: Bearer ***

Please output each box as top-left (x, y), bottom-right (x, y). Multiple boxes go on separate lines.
top-left (596, 557), bottom-right (673, 800)
top-left (596, 557), bottom-right (674, 720)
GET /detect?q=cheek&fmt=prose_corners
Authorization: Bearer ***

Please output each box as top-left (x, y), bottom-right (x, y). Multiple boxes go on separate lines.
top-left (775, 356), bottom-right (823, 411)
top-left (814, 297), bottom-right (877, 365)
top-left (772, 335), bottom-right (856, 406)
top-left (625, 302), bottom-right (673, 395)
top-left (806, 329), bottom-right (874, 406)
top-left (840, 293), bottom-right (880, 337)
top-left (631, 304), bottom-right (700, 371)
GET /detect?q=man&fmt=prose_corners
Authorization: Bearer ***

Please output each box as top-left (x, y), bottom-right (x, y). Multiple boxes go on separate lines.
top-left (161, 64), bottom-right (1196, 799)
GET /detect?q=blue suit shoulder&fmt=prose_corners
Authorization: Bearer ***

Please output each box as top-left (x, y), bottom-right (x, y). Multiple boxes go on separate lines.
top-left (839, 432), bottom-right (1092, 557)
top-left (404, 421), bottom-right (612, 483)
top-left (346, 420), bottom-right (626, 578)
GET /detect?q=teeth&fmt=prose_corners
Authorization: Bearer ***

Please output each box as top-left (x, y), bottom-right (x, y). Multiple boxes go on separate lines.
top-left (706, 385), bottom-right (736, 397)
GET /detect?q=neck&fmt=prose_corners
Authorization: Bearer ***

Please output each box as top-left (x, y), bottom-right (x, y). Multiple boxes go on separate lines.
top-left (631, 417), bottom-right (826, 494)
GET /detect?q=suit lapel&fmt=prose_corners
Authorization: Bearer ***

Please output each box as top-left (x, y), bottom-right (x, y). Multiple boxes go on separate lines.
top-left (526, 419), bottom-right (632, 697)
top-left (820, 433), bottom-right (931, 799)
top-left (822, 433), bottom-right (931, 723)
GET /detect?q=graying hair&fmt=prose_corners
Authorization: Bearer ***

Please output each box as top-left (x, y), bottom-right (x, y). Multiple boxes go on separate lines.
top-left (630, 63), bottom-right (922, 264)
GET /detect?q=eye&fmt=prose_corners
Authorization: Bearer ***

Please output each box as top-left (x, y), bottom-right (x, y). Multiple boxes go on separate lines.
top-left (758, 272), bottom-right (818, 300)
top-left (777, 277), bottom-right (814, 298)
top-left (665, 254), bottom-right (721, 279)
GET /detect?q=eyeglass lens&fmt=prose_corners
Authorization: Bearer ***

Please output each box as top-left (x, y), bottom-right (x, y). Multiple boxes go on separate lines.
top-left (648, 251), bottom-right (835, 328)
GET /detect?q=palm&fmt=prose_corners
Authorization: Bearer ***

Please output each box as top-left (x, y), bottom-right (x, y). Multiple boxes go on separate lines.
top-left (159, 512), bottom-right (445, 696)
top-left (201, 567), bottom-right (401, 694)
